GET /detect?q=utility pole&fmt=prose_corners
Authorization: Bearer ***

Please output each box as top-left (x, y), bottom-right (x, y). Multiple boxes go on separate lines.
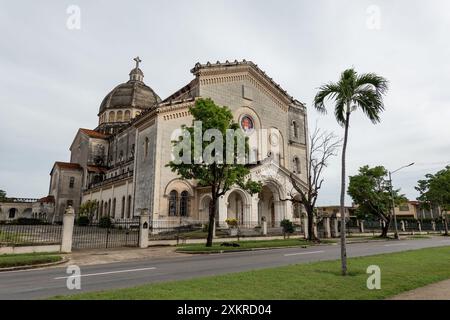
top-left (389, 163), bottom-right (415, 240)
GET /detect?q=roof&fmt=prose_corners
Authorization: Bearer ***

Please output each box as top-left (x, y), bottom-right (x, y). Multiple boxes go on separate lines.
top-left (98, 71), bottom-right (161, 114)
top-left (79, 128), bottom-right (109, 139)
top-left (53, 162), bottom-right (82, 171)
top-left (87, 166), bottom-right (108, 174)
top-left (38, 195), bottom-right (55, 203)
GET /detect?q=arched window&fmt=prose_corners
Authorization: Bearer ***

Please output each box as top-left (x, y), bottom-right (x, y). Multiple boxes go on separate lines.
top-left (144, 137), bottom-right (149, 158)
top-left (292, 121), bottom-right (298, 139)
top-left (107, 199), bottom-right (111, 216)
top-left (293, 157), bottom-right (301, 173)
top-left (124, 110), bottom-right (131, 121)
top-left (121, 196), bottom-right (125, 218)
top-left (168, 190), bottom-right (178, 216)
top-left (127, 195), bottom-right (132, 218)
top-left (180, 191), bottom-right (189, 217)
top-left (116, 111), bottom-right (123, 122)
top-left (109, 111), bottom-right (115, 122)
top-left (9, 208), bottom-right (17, 219)
top-left (112, 198), bottom-right (116, 218)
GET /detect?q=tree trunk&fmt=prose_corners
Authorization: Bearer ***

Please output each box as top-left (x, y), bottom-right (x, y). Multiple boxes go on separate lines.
top-left (444, 212), bottom-right (449, 236)
top-left (206, 197), bottom-right (217, 247)
top-left (380, 219), bottom-right (390, 238)
top-left (339, 110), bottom-right (351, 276)
top-left (306, 207), bottom-right (317, 241)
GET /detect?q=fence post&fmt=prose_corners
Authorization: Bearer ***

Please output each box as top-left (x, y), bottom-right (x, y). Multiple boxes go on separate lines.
top-left (418, 221), bottom-right (422, 232)
top-left (262, 220), bottom-right (267, 235)
top-left (323, 217), bottom-right (331, 238)
top-left (359, 220), bottom-right (365, 233)
top-left (139, 210), bottom-right (150, 248)
top-left (432, 221), bottom-right (436, 231)
top-left (61, 206), bottom-right (75, 253)
top-left (332, 218), bottom-right (339, 238)
top-left (303, 216), bottom-right (309, 239)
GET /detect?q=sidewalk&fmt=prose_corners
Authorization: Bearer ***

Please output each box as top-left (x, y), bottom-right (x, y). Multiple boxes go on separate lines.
top-left (389, 279), bottom-right (450, 300)
top-left (65, 246), bottom-right (184, 266)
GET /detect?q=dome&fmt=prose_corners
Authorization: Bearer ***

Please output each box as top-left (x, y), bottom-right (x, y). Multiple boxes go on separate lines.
top-left (98, 58), bottom-right (161, 114)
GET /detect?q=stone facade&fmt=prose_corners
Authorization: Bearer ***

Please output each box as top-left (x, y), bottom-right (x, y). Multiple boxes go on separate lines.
top-left (45, 59), bottom-right (310, 227)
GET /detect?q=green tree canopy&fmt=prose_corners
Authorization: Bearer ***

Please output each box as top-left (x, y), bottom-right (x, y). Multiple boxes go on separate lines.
top-left (348, 165), bottom-right (406, 237)
top-left (167, 98), bottom-right (261, 246)
top-left (0, 190), bottom-right (6, 202)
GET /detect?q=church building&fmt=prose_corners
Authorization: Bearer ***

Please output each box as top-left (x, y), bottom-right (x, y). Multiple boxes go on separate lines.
top-left (48, 58), bottom-right (309, 227)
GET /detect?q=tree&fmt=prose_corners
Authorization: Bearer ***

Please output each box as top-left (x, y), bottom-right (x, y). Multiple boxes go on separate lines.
top-left (283, 127), bottom-right (341, 241)
top-left (314, 69), bottom-right (388, 275)
top-left (348, 165), bottom-right (406, 237)
top-left (0, 190), bottom-right (6, 202)
top-left (167, 98), bottom-right (262, 247)
top-left (79, 200), bottom-right (98, 222)
top-left (416, 166), bottom-right (450, 236)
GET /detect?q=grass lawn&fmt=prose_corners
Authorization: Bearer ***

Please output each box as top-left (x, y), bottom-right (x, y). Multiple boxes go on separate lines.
top-left (175, 238), bottom-right (332, 252)
top-left (0, 252), bottom-right (62, 268)
top-left (55, 246), bottom-right (450, 300)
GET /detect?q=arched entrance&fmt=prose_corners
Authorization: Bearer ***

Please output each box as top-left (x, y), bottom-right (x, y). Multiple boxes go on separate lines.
top-left (200, 195), bottom-right (218, 223)
top-left (258, 182), bottom-right (284, 227)
top-left (226, 190), bottom-right (247, 225)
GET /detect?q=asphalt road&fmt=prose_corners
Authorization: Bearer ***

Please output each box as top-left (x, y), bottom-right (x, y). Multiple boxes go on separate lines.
top-left (1, 237), bottom-right (449, 300)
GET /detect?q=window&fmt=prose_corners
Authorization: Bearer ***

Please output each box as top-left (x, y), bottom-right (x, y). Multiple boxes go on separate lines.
top-left (112, 198), bottom-right (116, 217)
top-left (8, 208), bottom-right (16, 219)
top-left (293, 157), bottom-right (301, 174)
top-left (121, 196), bottom-right (125, 218)
top-left (124, 110), bottom-right (131, 121)
top-left (116, 111), bottom-right (123, 122)
top-left (399, 204), bottom-right (409, 211)
top-left (144, 137), bottom-right (149, 158)
top-left (69, 177), bottom-right (75, 188)
top-left (109, 111), bottom-right (115, 122)
top-left (67, 200), bottom-right (73, 207)
top-left (180, 191), bottom-right (189, 217)
top-left (292, 121), bottom-right (298, 138)
top-left (127, 195), bottom-right (132, 218)
top-left (168, 190), bottom-right (178, 216)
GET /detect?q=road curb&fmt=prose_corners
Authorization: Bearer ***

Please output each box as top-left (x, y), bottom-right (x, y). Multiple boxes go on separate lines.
top-left (0, 256), bottom-right (70, 272)
top-left (175, 242), bottom-right (337, 254)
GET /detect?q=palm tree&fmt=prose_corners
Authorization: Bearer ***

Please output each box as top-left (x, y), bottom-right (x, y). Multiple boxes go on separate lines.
top-left (314, 69), bottom-right (388, 275)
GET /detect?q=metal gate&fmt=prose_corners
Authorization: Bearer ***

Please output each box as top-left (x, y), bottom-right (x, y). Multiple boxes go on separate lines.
top-left (72, 218), bottom-right (139, 249)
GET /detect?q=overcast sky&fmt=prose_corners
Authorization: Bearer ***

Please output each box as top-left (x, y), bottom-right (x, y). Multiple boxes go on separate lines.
top-left (0, 0), bottom-right (449, 205)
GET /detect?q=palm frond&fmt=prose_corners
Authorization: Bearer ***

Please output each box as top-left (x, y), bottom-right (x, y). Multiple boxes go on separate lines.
top-left (356, 73), bottom-right (388, 95)
top-left (353, 87), bottom-right (385, 123)
top-left (313, 82), bottom-right (341, 114)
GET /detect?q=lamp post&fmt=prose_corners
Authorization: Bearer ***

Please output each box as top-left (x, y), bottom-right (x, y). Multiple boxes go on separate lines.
top-left (389, 163), bottom-right (414, 240)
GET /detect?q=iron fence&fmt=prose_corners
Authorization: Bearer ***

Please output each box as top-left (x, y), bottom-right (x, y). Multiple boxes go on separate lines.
top-left (0, 223), bottom-right (62, 246)
top-left (72, 218), bottom-right (139, 249)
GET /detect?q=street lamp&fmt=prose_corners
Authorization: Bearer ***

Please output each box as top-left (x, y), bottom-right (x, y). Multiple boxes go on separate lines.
top-left (389, 162), bottom-right (415, 240)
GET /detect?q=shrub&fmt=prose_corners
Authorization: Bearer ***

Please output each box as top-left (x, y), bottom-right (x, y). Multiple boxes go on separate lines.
top-left (225, 218), bottom-right (238, 228)
top-left (76, 215), bottom-right (90, 226)
top-left (12, 218), bottom-right (47, 225)
top-left (98, 216), bottom-right (113, 228)
top-left (280, 219), bottom-right (294, 234)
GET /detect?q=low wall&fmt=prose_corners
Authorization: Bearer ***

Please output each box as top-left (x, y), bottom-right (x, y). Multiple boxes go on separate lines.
top-left (0, 244), bottom-right (61, 255)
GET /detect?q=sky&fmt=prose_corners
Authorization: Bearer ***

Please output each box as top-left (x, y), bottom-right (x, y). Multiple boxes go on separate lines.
top-left (0, 0), bottom-right (449, 205)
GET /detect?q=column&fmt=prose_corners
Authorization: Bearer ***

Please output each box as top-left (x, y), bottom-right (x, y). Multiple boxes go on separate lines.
top-left (218, 196), bottom-right (227, 227)
top-left (61, 206), bottom-right (75, 253)
top-left (251, 194), bottom-right (260, 227)
top-left (400, 220), bottom-right (405, 232)
top-left (323, 217), bottom-right (331, 238)
top-left (139, 209), bottom-right (150, 248)
top-left (332, 218), bottom-right (339, 238)
top-left (359, 220), bottom-right (365, 233)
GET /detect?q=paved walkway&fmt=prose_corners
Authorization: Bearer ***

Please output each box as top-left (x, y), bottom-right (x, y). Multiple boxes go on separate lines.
top-left (66, 246), bottom-right (184, 266)
top-left (389, 279), bottom-right (450, 300)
